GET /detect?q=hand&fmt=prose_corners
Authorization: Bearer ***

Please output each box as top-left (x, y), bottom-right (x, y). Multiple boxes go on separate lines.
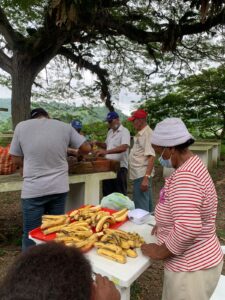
top-left (95, 149), bottom-right (107, 157)
top-left (141, 243), bottom-right (172, 260)
top-left (67, 147), bottom-right (78, 156)
top-left (93, 274), bottom-right (120, 300)
top-left (151, 225), bottom-right (158, 236)
top-left (141, 243), bottom-right (161, 260)
top-left (140, 176), bottom-right (149, 192)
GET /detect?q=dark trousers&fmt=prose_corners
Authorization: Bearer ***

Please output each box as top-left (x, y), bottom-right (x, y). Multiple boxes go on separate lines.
top-left (103, 167), bottom-right (128, 196)
top-left (21, 192), bottom-right (67, 251)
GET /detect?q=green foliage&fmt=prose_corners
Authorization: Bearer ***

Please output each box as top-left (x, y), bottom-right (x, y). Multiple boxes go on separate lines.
top-left (2, 0), bottom-right (225, 128)
top-left (142, 66), bottom-right (225, 139)
top-left (0, 99), bottom-right (128, 143)
top-left (82, 122), bottom-right (107, 142)
top-left (221, 142), bottom-right (225, 156)
top-left (31, 100), bottom-right (127, 124)
top-left (0, 119), bottom-right (12, 133)
top-left (122, 120), bottom-right (136, 137)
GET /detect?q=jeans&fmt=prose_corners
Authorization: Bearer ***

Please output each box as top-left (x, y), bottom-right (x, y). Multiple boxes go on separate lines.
top-left (103, 167), bottom-right (128, 196)
top-left (133, 177), bottom-right (153, 212)
top-left (21, 192), bottom-right (67, 251)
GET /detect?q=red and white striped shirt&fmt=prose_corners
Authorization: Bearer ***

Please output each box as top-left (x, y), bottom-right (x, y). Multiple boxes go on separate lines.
top-left (155, 155), bottom-right (223, 272)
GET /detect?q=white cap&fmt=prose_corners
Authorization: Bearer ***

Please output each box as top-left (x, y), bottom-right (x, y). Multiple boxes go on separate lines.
top-left (151, 118), bottom-right (194, 147)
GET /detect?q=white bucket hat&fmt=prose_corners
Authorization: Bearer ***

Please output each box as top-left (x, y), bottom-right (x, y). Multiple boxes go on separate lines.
top-left (151, 118), bottom-right (194, 147)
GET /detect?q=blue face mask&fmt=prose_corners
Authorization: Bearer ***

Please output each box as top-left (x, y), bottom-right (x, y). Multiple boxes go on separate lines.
top-left (158, 148), bottom-right (173, 168)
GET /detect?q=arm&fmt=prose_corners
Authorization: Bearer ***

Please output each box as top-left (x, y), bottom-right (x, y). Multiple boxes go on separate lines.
top-left (141, 242), bottom-right (173, 260)
top-left (70, 127), bottom-right (91, 155)
top-left (11, 155), bottom-right (23, 168)
top-left (95, 144), bottom-right (129, 157)
top-left (67, 147), bottom-right (79, 156)
top-left (141, 155), bottom-right (155, 192)
top-left (78, 141), bottom-right (91, 156)
top-left (164, 172), bottom-right (203, 256)
top-left (96, 127), bottom-right (130, 156)
top-left (9, 125), bottom-right (24, 175)
top-left (11, 155), bottom-right (23, 176)
top-left (95, 141), bottom-right (107, 149)
top-left (92, 274), bottom-right (120, 300)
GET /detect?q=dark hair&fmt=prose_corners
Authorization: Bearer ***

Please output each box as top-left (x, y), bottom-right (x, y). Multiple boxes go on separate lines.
top-left (174, 138), bottom-right (195, 151)
top-left (30, 108), bottom-right (49, 119)
top-left (0, 243), bottom-right (93, 300)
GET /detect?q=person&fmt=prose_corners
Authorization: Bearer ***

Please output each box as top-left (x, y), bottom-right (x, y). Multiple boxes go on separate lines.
top-left (71, 119), bottom-right (83, 134)
top-left (68, 119), bottom-right (84, 157)
top-left (9, 108), bottom-right (91, 251)
top-left (128, 109), bottom-right (155, 212)
top-left (94, 111), bottom-right (130, 196)
top-left (0, 242), bottom-right (120, 300)
top-left (141, 117), bottom-right (224, 300)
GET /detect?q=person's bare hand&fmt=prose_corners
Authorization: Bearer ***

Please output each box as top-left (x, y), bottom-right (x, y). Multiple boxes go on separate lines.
top-left (151, 225), bottom-right (158, 236)
top-left (93, 274), bottom-right (120, 300)
top-left (141, 243), bottom-right (161, 260)
top-left (140, 177), bottom-right (149, 192)
top-left (95, 150), bottom-right (107, 157)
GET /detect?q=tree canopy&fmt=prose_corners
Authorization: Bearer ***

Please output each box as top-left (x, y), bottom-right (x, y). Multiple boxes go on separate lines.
top-left (1, 1), bottom-right (225, 127)
top-left (142, 65), bottom-right (225, 139)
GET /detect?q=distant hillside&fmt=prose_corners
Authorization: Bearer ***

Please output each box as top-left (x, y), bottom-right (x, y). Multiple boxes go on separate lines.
top-left (32, 101), bottom-right (127, 124)
top-left (0, 98), bottom-right (127, 125)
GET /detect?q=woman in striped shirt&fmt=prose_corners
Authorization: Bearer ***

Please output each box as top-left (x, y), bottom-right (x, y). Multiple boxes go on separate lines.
top-left (141, 118), bottom-right (223, 300)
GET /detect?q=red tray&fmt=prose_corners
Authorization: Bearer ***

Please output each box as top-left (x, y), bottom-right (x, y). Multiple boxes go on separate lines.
top-left (29, 207), bottom-right (128, 242)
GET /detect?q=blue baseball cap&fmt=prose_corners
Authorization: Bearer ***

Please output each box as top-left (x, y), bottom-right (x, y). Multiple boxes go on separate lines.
top-left (71, 120), bottom-right (82, 130)
top-left (105, 111), bottom-right (119, 122)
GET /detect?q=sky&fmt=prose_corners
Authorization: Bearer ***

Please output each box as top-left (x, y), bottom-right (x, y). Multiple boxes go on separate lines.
top-left (0, 85), bottom-right (11, 98)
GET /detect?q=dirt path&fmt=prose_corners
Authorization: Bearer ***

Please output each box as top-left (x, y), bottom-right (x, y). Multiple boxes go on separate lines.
top-left (0, 163), bottom-right (225, 299)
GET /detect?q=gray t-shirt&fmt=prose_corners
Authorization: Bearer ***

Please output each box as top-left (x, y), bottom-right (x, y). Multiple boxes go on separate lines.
top-left (10, 119), bottom-right (86, 199)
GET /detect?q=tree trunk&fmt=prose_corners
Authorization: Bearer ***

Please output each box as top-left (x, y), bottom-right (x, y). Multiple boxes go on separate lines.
top-left (11, 54), bottom-right (36, 129)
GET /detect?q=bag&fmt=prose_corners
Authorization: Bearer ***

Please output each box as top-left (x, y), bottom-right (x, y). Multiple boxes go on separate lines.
top-left (0, 145), bottom-right (17, 175)
top-left (101, 192), bottom-right (135, 210)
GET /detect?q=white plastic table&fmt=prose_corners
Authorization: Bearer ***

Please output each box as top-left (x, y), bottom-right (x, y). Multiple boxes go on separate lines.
top-left (30, 217), bottom-right (156, 300)
top-left (0, 171), bottom-right (116, 210)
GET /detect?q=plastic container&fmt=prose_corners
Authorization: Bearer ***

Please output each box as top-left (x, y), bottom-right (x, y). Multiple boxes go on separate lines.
top-left (128, 209), bottom-right (150, 225)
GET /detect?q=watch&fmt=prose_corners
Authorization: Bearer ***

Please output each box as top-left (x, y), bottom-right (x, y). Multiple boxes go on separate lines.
top-left (144, 174), bottom-right (151, 178)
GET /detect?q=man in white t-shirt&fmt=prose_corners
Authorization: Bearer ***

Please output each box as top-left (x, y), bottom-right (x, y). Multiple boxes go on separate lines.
top-left (128, 109), bottom-right (155, 212)
top-left (10, 108), bottom-right (91, 250)
top-left (94, 111), bottom-right (130, 196)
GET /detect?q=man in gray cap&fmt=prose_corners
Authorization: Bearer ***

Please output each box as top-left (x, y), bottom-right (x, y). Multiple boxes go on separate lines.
top-left (10, 108), bottom-right (91, 251)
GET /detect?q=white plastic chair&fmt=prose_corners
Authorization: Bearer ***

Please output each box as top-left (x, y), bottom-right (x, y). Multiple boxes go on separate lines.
top-left (210, 246), bottom-right (225, 300)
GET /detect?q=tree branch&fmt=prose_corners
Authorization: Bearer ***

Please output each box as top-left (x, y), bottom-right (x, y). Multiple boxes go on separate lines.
top-left (0, 6), bottom-right (25, 49)
top-left (0, 49), bottom-right (12, 74)
top-left (57, 46), bottom-right (114, 111)
top-left (181, 8), bottom-right (225, 36)
top-left (92, 7), bottom-right (225, 52)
